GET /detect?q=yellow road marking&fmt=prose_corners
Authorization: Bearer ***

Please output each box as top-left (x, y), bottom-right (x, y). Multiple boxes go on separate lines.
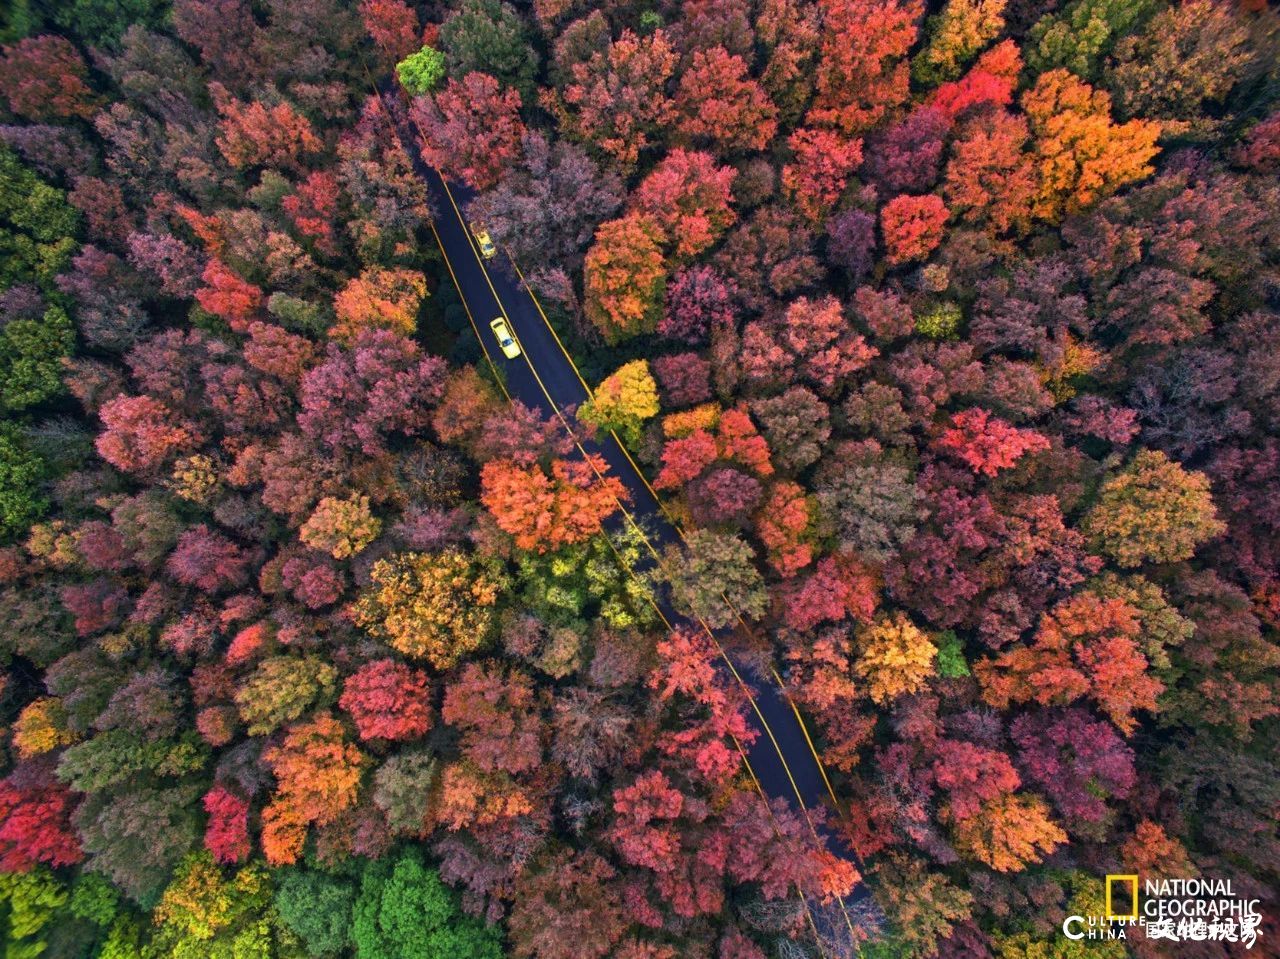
top-left (509, 251), bottom-right (852, 818)
top-left (772, 667), bottom-right (844, 816)
top-left (508, 256), bottom-right (691, 529)
top-left (433, 173), bottom-right (820, 818)
top-left (362, 72), bottom-right (859, 946)
top-left (506, 257), bottom-right (594, 398)
top-left (428, 169), bottom-right (860, 944)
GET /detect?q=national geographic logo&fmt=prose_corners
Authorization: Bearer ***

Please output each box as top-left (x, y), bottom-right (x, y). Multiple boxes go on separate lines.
top-left (1106, 875), bottom-right (1139, 921)
top-left (1063, 874), bottom-right (1265, 948)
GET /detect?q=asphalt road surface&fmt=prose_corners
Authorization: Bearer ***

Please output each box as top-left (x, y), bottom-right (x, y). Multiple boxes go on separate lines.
top-left (378, 93), bottom-right (877, 956)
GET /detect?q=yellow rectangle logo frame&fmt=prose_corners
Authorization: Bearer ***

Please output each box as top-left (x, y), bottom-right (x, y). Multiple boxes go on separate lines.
top-left (1106, 875), bottom-right (1139, 920)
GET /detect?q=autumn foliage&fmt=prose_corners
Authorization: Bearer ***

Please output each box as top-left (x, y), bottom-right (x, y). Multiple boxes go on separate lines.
top-left (481, 456), bottom-right (627, 552)
top-left (1081, 449), bottom-right (1224, 567)
top-left (854, 613), bottom-right (937, 704)
top-left (584, 214), bottom-right (667, 342)
top-left (880, 193), bottom-right (950, 265)
top-left (937, 408), bottom-right (1050, 476)
top-left (578, 360), bottom-right (660, 446)
top-left (212, 85), bottom-right (322, 170)
top-left (631, 150), bottom-right (738, 259)
top-left (3, 0), bottom-right (1279, 954)
top-left (355, 550), bottom-right (506, 669)
top-left (195, 260), bottom-right (264, 330)
top-left (95, 396), bottom-right (196, 475)
top-left (414, 72), bottom-right (526, 191)
top-left (554, 29), bottom-right (678, 169)
top-left (781, 128), bottom-right (864, 223)
top-left (340, 658), bottom-right (435, 741)
top-left (951, 793), bottom-right (1067, 872)
top-left (330, 267), bottom-right (426, 344)
top-left (977, 593), bottom-right (1163, 734)
top-left (1022, 69), bottom-right (1161, 222)
top-left (807, 0), bottom-right (923, 135)
top-left (0, 36), bottom-right (98, 121)
top-left (362, 0), bottom-right (423, 64)
top-left (202, 786), bottom-right (251, 865)
top-left (0, 765), bottom-right (83, 871)
top-left (263, 713), bottom-right (365, 834)
top-left (675, 47), bottom-right (778, 154)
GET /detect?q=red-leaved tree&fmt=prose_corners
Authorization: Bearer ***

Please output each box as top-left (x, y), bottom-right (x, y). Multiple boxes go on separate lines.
top-left (781, 127), bottom-right (863, 223)
top-left (360, 0), bottom-right (422, 64)
top-left (0, 35), bottom-right (98, 121)
top-left (936, 408), bottom-right (1050, 477)
top-left (880, 193), bottom-right (949, 265)
top-left (414, 72), bottom-right (526, 190)
top-left (202, 785), bottom-right (251, 864)
top-left (0, 762), bottom-right (83, 872)
top-left (442, 662), bottom-right (543, 775)
top-left (340, 658), bottom-right (435, 741)
top-left (96, 395), bottom-right (197, 475)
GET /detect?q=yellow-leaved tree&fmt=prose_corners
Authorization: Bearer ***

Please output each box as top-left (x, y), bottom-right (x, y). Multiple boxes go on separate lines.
top-left (578, 360), bottom-right (660, 447)
top-left (355, 550), bottom-right (507, 669)
top-left (854, 612), bottom-right (937, 704)
top-left (299, 493), bottom-right (381, 559)
top-left (151, 852), bottom-right (273, 952)
top-left (1081, 449), bottom-right (1224, 567)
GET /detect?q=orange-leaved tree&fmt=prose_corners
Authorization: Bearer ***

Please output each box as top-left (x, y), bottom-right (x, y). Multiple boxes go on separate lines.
top-left (943, 108), bottom-right (1038, 236)
top-left (951, 793), bottom-right (1066, 872)
top-left (1022, 68), bottom-right (1160, 223)
top-left (211, 84), bottom-right (321, 171)
top-left (261, 712), bottom-right (365, 864)
top-left (552, 28), bottom-right (678, 170)
top-left (755, 480), bottom-right (818, 576)
top-left (976, 592), bottom-right (1163, 734)
top-left (936, 407), bottom-right (1050, 477)
top-left (584, 214), bottom-right (667, 343)
top-left (331, 266), bottom-right (427, 344)
top-left (807, 0), bottom-right (923, 135)
top-left (655, 407), bottom-right (773, 489)
top-left (481, 456), bottom-right (627, 553)
top-left (781, 127), bottom-right (864, 224)
top-left (880, 193), bottom-right (949, 265)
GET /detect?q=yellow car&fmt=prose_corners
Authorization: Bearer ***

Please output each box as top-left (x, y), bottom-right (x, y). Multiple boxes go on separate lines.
top-left (471, 223), bottom-right (497, 259)
top-left (490, 317), bottom-right (521, 359)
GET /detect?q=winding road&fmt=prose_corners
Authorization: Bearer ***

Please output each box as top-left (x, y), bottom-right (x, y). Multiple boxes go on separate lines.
top-left (374, 91), bottom-right (876, 956)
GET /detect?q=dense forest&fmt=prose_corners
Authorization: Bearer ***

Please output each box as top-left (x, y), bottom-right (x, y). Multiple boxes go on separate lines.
top-left (0, 0), bottom-right (1278, 956)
